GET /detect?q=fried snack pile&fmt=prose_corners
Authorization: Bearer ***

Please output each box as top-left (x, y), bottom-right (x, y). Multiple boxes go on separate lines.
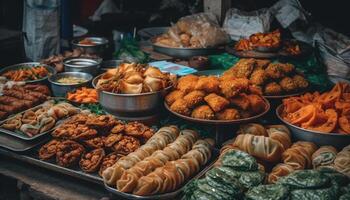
top-left (281, 82), bottom-right (350, 134)
top-left (165, 73), bottom-right (268, 120)
top-left (224, 58), bottom-right (308, 96)
top-left (1, 66), bottom-right (49, 81)
top-left (154, 13), bottom-right (229, 48)
top-left (67, 87), bottom-right (98, 104)
top-left (38, 113), bottom-right (154, 175)
top-left (235, 29), bottom-right (281, 51)
top-left (0, 84), bottom-right (50, 120)
top-left (1, 101), bottom-right (79, 137)
top-left (78, 38), bottom-right (96, 45)
top-left (96, 63), bottom-right (175, 94)
top-left (283, 40), bottom-right (301, 55)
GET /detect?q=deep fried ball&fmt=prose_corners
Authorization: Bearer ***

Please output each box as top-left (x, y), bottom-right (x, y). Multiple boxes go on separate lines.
top-left (216, 108), bottom-right (240, 120)
top-left (191, 105), bottom-right (215, 120)
top-left (170, 99), bottom-right (191, 116)
top-left (292, 75), bottom-right (309, 89)
top-left (183, 90), bottom-right (206, 108)
top-left (194, 76), bottom-right (220, 93)
top-left (220, 78), bottom-right (250, 98)
top-left (204, 93), bottom-right (230, 112)
top-left (279, 77), bottom-right (297, 92)
top-left (265, 63), bottom-right (285, 79)
top-left (264, 82), bottom-right (283, 95)
top-left (176, 75), bottom-right (199, 92)
top-left (165, 90), bottom-right (185, 105)
top-left (249, 69), bottom-right (266, 86)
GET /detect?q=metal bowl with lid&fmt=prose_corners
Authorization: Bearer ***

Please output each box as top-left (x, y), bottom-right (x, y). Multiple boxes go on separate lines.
top-left (71, 37), bottom-right (108, 56)
top-left (64, 58), bottom-right (101, 75)
top-left (48, 72), bottom-right (93, 97)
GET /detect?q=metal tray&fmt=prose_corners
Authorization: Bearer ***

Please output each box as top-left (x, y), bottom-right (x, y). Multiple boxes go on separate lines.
top-left (276, 105), bottom-right (350, 149)
top-left (0, 133), bottom-right (49, 152)
top-left (0, 62), bottom-right (56, 84)
top-left (105, 148), bottom-right (219, 200)
top-left (164, 97), bottom-right (270, 125)
top-left (152, 43), bottom-right (220, 59)
top-left (226, 44), bottom-right (279, 59)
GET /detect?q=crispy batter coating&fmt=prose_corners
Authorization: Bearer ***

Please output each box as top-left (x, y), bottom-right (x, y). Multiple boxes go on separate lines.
top-left (112, 135), bottom-right (140, 155)
top-left (228, 58), bottom-right (255, 78)
top-left (220, 78), bottom-right (250, 98)
top-left (191, 105), bottom-right (215, 120)
top-left (230, 93), bottom-right (251, 110)
top-left (249, 85), bottom-right (263, 95)
top-left (165, 90), bottom-right (185, 105)
top-left (264, 82), bottom-right (283, 95)
top-left (56, 140), bottom-right (85, 167)
top-left (170, 99), bottom-right (191, 116)
top-left (204, 93), bottom-right (230, 112)
top-left (249, 69), bottom-right (266, 86)
top-left (79, 148), bottom-right (105, 172)
top-left (292, 75), bottom-right (309, 89)
top-left (183, 90), bottom-right (206, 108)
top-left (39, 139), bottom-right (61, 160)
top-left (279, 77), bottom-right (297, 92)
top-left (265, 63), bottom-right (285, 79)
top-left (280, 63), bottom-right (295, 74)
top-left (255, 59), bottom-right (271, 69)
top-left (216, 108), bottom-right (240, 120)
top-left (194, 76), bottom-right (220, 93)
top-left (246, 94), bottom-right (266, 114)
top-left (176, 75), bottom-right (199, 92)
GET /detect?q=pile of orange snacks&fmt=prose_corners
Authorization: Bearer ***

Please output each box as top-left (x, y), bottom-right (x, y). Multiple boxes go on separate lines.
top-left (1, 66), bottom-right (49, 81)
top-left (235, 29), bottom-right (281, 51)
top-left (281, 82), bottom-right (350, 134)
top-left (283, 41), bottom-right (301, 55)
top-left (78, 38), bottom-right (96, 45)
top-left (67, 87), bottom-right (98, 104)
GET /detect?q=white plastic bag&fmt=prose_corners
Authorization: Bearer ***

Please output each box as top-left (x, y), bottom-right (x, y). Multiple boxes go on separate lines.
top-left (223, 8), bottom-right (272, 41)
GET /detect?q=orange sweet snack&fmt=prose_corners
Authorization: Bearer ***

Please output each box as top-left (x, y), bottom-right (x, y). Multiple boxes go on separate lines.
top-left (281, 82), bottom-right (350, 134)
top-left (67, 87), bottom-right (98, 104)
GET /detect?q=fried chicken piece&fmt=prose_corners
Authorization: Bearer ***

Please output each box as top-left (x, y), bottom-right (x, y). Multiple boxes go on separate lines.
top-left (249, 69), bottom-right (266, 86)
top-left (194, 76), bottom-right (220, 93)
top-left (79, 148), bottom-right (105, 173)
top-left (56, 140), bottom-right (85, 167)
top-left (170, 99), bottom-right (191, 116)
top-left (255, 59), bottom-right (271, 69)
top-left (265, 63), bottom-right (285, 79)
top-left (220, 78), bottom-right (250, 98)
top-left (230, 93), bottom-right (251, 110)
top-left (176, 75), bottom-right (199, 92)
top-left (84, 137), bottom-right (105, 149)
top-left (112, 135), bottom-right (141, 155)
top-left (246, 94), bottom-right (266, 114)
top-left (165, 90), bottom-right (185, 105)
top-left (183, 90), bottom-right (206, 108)
top-left (99, 153), bottom-right (124, 176)
top-left (216, 108), bottom-right (241, 120)
top-left (191, 105), bottom-right (215, 120)
top-left (292, 75), bottom-right (309, 89)
top-left (39, 139), bottom-right (61, 160)
top-left (204, 93), bottom-right (230, 112)
top-left (226, 58), bottom-right (255, 78)
top-left (279, 77), bottom-right (297, 92)
top-left (264, 82), bottom-right (283, 95)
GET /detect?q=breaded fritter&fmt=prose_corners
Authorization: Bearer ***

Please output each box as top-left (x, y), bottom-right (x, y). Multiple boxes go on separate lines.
top-left (264, 82), bottom-right (283, 95)
top-left (183, 90), bottom-right (206, 108)
top-left (255, 59), bottom-right (271, 69)
top-left (249, 69), bottom-right (266, 86)
top-left (230, 93), bottom-right (250, 110)
top-left (220, 78), bottom-right (250, 98)
top-left (246, 94), bottom-right (266, 114)
top-left (194, 76), bottom-right (220, 93)
top-left (216, 108), bottom-right (241, 120)
top-left (191, 105), bottom-right (215, 120)
top-left (292, 75), bottom-right (309, 89)
top-left (165, 90), bottom-right (185, 105)
top-left (204, 93), bottom-right (230, 112)
top-left (176, 74), bottom-right (199, 92)
top-left (224, 58), bottom-right (255, 78)
top-left (265, 63), bottom-right (285, 79)
top-left (170, 99), bottom-right (190, 116)
top-left (279, 77), bottom-right (297, 92)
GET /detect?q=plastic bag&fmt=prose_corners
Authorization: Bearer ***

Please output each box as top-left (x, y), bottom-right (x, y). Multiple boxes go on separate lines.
top-left (114, 37), bottom-right (149, 63)
top-left (223, 8), bottom-right (272, 41)
top-left (156, 12), bottom-right (229, 48)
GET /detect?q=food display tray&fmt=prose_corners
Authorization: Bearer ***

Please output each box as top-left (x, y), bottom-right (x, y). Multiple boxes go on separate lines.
top-left (0, 133), bottom-right (49, 152)
top-left (104, 149), bottom-right (219, 200)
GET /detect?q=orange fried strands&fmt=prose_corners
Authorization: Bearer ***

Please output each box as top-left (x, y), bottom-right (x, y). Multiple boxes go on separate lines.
top-left (67, 87), bottom-right (98, 104)
top-left (1, 66), bottom-right (49, 81)
top-left (235, 29), bottom-right (281, 51)
top-left (282, 82), bottom-right (350, 134)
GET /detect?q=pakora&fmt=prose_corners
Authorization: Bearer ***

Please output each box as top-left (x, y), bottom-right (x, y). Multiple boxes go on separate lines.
top-left (165, 90), bottom-right (186, 105)
top-left (216, 108), bottom-right (240, 120)
top-left (191, 105), bottom-right (215, 120)
top-left (204, 93), bottom-right (230, 112)
top-left (170, 99), bottom-right (191, 116)
top-left (183, 90), bottom-right (206, 108)
top-left (194, 76), bottom-right (220, 93)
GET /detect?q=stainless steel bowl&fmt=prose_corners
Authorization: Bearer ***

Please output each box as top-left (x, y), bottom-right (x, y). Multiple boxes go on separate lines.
top-left (63, 58), bottom-right (101, 75)
top-left (71, 37), bottom-right (108, 56)
top-left (92, 74), bottom-right (173, 117)
top-left (100, 60), bottom-right (125, 72)
top-left (0, 62), bottom-right (56, 84)
top-left (152, 43), bottom-right (220, 59)
top-left (48, 72), bottom-right (93, 97)
top-left (276, 105), bottom-right (350, 149)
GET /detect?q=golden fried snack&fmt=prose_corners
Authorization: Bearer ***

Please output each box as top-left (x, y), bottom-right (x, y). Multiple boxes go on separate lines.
top-left (265, 63), bottom-right (285, 79)
top-left (255, 59), bottom-right (271, 69)
top-left (71, 124), bottom-right (98, 140)
top-left (170, 99), bottom-right (191, 116)
top-left (230, 93), bottom-right (251, 110)
top-left (220, 78), bottom-right (249, 98)
top-left (237, 123), bottom-right (267, 136)
top-left (194, 76), bottom-right (220, 93)
top-left (226, 58), bottom-right (255, 78)
top-left (191, 105), bottom-right (215, 120)
top-left (111, 123), bottom-right (125, 134)
top-left (264, 82), bottom-right (283, 95)
top-left (124, 122), bottom-right (154, 142)
top-left (204, 93), bottom-right (230, 112)
top-left (39, 139), bottom-right (61, 160)
top-left (268, 163), bottom-right (295, 184)
top-left (279, 77), bottom-right (297, 92)
top-left (216, 108), bottom-right (240, 120)
top-left (104, 134), bottom-right (124, 148)
top-left (112, 135), bottom-right (141, 155)
top-left (249, 85), bottom-right (263, 95)
top-left (84, 136), bottom-right (105, 149)
top-left (183, 90), bottom-right (206, 108)
top-left (176, 75), bottom-right (198, 92)
top-left (165, 90), bottom-right (185, 105)
top-left (280, 63), bottom-right (295, 74)
top-left (99, 153), bottom-right (124, 176)
top-left (56, 140), bottom-right (85, 167)
top-left (79, 148), bottom-right (105, 173)
top-left (246, 94), bottom-right (266, 114)
top-left (292, 75), bottom-right (309, 89)
top-left (86, 114), bottom-right (119, 131)
top-left (249, 69), bottom-right (266, 86)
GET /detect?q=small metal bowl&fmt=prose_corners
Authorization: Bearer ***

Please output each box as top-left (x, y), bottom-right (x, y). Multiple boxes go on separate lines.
top-left (92, 74), bottom-right (173, 117)
top-left (48, 72), bottom-right (93, 97)
top-left (100, 60), bottom-right (124, 73)
top-left (0, 62), bottom-right (56, 84)
top-left (276, 105), bottom-right (350, 149)
top-left (63, 58), bottom-right (101, 76)
top-left (71, 37), bottom-right (108, 56)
